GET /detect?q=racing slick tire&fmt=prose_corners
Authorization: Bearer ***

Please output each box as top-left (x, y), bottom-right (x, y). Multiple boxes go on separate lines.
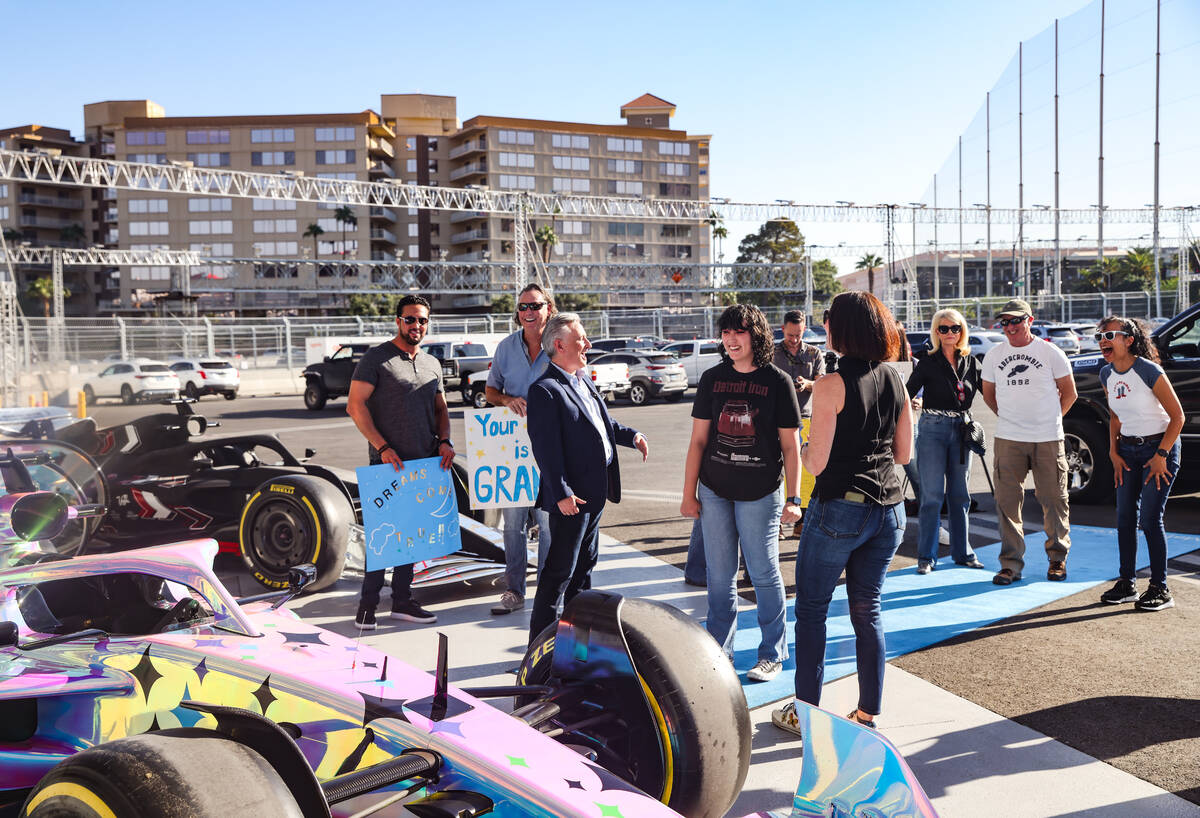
top-left (239, 474), bottom-right (352, 593)
top-left (21, 733), bottom-right (302, 818)
top-left (517, 597), bottom-right (750, 818)
top-left (120, 384), bottom-right (134, 405)
top-left (1064, 418), bottom-right (1114, 504)
top-left (303, 379), bottom-right (328, 411)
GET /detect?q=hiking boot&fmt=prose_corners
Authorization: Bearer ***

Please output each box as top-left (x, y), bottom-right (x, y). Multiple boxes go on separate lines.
top-left (916, 560), bottom-right (934, 575)
top-left (390, 599), bottom-right (436, 623)
top-left (1135, 583), bottom-right (1174, 611)
top-left (354, 607), bottom-right (377, 630)
top-left (490, 590), bottom-right (524, 616)
top-left (746, 659), bottom-right (782, 682)
top-left (992, 568), bottom-right (1021, 586)
top-left (1100, 578), bottom-right (1138, 604)
top-left (1047, 560), bottom-right (1067, 581)
top-left (771, 700), bottom-right (804, 739)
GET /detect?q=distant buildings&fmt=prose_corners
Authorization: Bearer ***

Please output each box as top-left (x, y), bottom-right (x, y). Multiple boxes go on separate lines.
top-left (1, 94), bottom-right (712, 315)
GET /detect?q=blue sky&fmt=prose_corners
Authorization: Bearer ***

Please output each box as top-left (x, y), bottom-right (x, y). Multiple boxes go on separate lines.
top-left (4, 0), bottom-right (1194, 265)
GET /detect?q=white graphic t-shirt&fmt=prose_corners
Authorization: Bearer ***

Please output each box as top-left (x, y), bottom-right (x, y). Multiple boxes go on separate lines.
top-left (1100, 357), bottom-right (1170, 438)
top-left (982, 338), bottom-right (1072, 442)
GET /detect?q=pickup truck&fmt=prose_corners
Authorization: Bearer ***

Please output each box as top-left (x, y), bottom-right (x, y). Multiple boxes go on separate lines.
top-left (301, 343), bottom-right (371, 410)
top-left (465, 362), bottom-right (632, 409)
top-left (661, 339), bottom-right (723, 387)
top-left (1066, 305), bottom-right (1200, 503)
top-left (423, 340), bottom-right (493, 404)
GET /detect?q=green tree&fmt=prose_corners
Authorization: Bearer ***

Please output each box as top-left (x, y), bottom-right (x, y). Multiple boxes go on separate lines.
top-left (1074, 248), bottom-right (1154, 294)
top-left (25, 276), bottom-right (70, 318)
top-left (731, 219), bottom-right (807, 307)
top-left (334, 206), bottom-right (357, 259)
top-left (706, 210), bottom-right (728, 261)
top-left (811, 258), bottom-right (843, 300)
top-left (534, 224), bottom-right (558, 263)
top-left (303, 223), bottom-right (324, 259)
top-left (59, 223), bottom-right (87, 247)
top-left (855, 253), bottom-right (884, 295)
top-left (346, 292), bottom-right (397, 316)
top-left (557, 292), bottom-right (600, 312)
top-left (491, 294), bottom-right (515, 314)
top-left (2, 227), bottom-right (24, 245)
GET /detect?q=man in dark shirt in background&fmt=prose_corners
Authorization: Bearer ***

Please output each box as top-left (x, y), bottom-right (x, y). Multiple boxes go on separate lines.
top-left (773, 310), bottom-right (824, 525)
top-left (346, 294), bottom-right (455, 629)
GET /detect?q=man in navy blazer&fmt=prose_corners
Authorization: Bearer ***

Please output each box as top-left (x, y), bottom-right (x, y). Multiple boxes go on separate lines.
top-left (526, 312), bottom-right (649, 643)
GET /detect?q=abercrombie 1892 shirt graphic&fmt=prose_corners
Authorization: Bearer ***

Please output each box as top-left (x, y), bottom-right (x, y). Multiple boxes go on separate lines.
top-left (982, 338), bottom-right (1071, 442)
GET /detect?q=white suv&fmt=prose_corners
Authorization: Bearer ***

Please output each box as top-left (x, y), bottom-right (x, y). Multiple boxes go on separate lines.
top-left (83, 359), bottom-right (180, 405)
top-left (169, 358), bottom-right (240, 401)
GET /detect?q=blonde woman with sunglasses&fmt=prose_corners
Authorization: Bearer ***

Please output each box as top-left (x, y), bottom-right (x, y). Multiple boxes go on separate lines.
top-left (905, 308), bottom-right (984, 574)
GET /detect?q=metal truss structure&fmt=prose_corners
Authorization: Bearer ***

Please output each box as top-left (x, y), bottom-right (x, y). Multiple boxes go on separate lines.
top-left (1, 149), bottom-right (1190, 226)
top-left (0, 230), bottom-right (19, 407)
top-left (0, 246), bottom-right (200, 267)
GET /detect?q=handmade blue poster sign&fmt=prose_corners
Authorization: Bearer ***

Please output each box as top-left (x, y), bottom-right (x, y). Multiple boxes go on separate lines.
top-left (356, 457), bottom-right (461, 571)
top-left (464, 407), bottom-right (541, 510)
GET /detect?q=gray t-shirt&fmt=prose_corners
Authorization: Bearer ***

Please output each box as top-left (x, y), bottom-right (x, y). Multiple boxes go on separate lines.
top-left (351, 341), bottom-right (444, 460)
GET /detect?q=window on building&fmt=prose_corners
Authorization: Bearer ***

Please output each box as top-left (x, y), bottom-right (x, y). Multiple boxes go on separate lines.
top-left (186, 130), bottom-right (230, 145)
top-left (187, 152), bottom-right (231, 168)
top-left (128, 221), bottom-right (169, 236)
top-left (190, 242), bottom-right (234, 256)
top-left (555, 220), bottom-right (590, 236)
top-left (253, 218), bottom-right (298, 233)
top-left (188, 220), bottom-right (233, 235)
top-left (551, 156), bottom-right (589, 171)
top-left (128, 199), bottom-right (168, 214)
top-left (607, 223), bottom-right (644, 237)
top-left (407, 244), bottom-right (419, 257)
top-left (498, 174), bottom-right (535, 190)
top-left (608, 243), bottom-right (645, 258)
top-left (314, 127), bottom-right (356, 141)
top-left (499, 219), bottom-right (513, 233)
top-left (0, 206), bottom-right (7, 220)
top-left (497, 130), bottom-right (535, 146)
top-left (606, 180), bottom-right (643, 196)
top-left (407, 223), bottom-right (419, 237)
top-left (659, 162), bottom-right (690, 177)
top-left (187, 197), bottom-right (232, 213)
top-left (317, 217), bottom-right (356, 232)
top-left (252, 198), bottom-right (296, 211)
top-left (606, 137), bottom-right (643, 153)
top-left (251, 128), bottom-right (295, 143)
top-left (498, 152), bottom-right (535, 168)
top-left (551, 134), bottom-right (589, 149)
top-left (125, 131), bottom-right (165, 146)
top-left (318, 239), bottom-right (358, 255)
top-left (660, 224), bottom-right (691, 238)
top-left (553, 241), bottom-right (592, 257)
top-left (253, 241), bottom-right (299, 256)
top-left (663, 245), bottom-right (692, 259)
top-left (250, 151), bottom-right (295, 166)
top-left (551, 178), bottom-right (590, 193)
top-left (315, 149), bottom-right (356, 164)
top-left (127, 153), bottom-right (167, 164)
top-left (606, 159), bottom-right (642, 173)
top-left (404, 137), bottom-right (416, 151)
top-left (658, 182), bottom-right (692, 197)
top-left (657, 141), bottom-right (690, 156)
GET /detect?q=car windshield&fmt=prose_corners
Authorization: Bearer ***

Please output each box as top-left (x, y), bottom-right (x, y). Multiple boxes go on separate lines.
top-left (16, 572), bottom-right (218, 637)
top-left (139, 364), bottom-right (170, 373)
top-left (454, 344), bottom-right (488, 356)
top-left (1049, 328), bottom-right (1074, 337)
top-left (643, 354), bottom-right (677, 365)
top-left (201, 361), bottom-right (233, 369)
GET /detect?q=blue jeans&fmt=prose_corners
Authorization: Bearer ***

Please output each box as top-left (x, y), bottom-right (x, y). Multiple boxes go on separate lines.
top-left (502, 505), bottom-right (551, 597)
top-left (903, 421), bottom-right (922, 502)
top-left (698, 483), bottom-right (787, 663)
top-left (916, 414), bottom-right (976, 564)
top-left (793, 496), bottom-right (905, 716)
top-left (1116, 438), bottom-right (1180, 587)
top-left (684, 518), bottom-right (707, 584)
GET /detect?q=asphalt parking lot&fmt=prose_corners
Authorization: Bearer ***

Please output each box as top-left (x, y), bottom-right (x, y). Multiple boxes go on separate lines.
top-left (90, 388), bottom-right (1200, 805)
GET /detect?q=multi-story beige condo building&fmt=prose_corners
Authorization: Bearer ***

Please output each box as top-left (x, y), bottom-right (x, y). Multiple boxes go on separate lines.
top-left (1, 94), bottom-right (711, 314)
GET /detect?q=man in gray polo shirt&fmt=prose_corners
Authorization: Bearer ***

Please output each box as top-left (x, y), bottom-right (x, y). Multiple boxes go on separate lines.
top-left (484, 283), bottom-right (554, 616)
top-left (347, 293), bottom-right (454, 629)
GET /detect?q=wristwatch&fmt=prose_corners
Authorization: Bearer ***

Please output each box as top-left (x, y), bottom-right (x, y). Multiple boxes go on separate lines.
top-left (1156, 447), bottom-right (1169, 458)
top-left (439, 438), bottom-right (454, 449)
top-left (787, 495), bottom-right (803, 505)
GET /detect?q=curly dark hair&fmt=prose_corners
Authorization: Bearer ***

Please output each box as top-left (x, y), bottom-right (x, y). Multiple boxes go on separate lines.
top-left (1099, 315), bottom-right (1159, 363)
top-left (717, 304), bottom-right (775, 368)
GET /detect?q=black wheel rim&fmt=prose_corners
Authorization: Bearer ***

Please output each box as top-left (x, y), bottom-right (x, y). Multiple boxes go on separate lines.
top-left (249, 497), bottom-right (313, 574)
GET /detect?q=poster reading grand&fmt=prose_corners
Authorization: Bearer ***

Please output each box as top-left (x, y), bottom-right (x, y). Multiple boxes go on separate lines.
top-left (464, 407), bottom-right (540, 510)
top-left (357, 457), bottom-right (461, 571)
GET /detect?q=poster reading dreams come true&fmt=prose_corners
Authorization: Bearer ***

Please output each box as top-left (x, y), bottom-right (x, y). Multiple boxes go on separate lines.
top-left (357, 457), bottom-right (461, 571)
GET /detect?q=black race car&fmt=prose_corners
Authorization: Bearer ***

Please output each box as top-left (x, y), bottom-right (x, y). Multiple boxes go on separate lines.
top-left (0, 402), bottom-right (504, 593)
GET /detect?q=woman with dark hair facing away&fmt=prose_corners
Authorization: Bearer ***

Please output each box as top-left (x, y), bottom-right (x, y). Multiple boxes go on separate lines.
top-left (681, 304), bottom-right (802, 682)
top-left (773, 291), bottom-right (913, 737)
top-left (906, 307), bottom-right (985, 574)
top-left (1097, 316), bottom-right (1184, 611)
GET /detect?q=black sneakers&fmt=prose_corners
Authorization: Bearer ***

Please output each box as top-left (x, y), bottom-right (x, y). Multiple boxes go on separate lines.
top-left (1099, 578), bottom-right (1138, 604)
top-left (1135, 583), bottom-right (1174, 612)
top-left (391, 599), bottom-right (437, 623)
top-left (354, 607), bottom-right (377, 630)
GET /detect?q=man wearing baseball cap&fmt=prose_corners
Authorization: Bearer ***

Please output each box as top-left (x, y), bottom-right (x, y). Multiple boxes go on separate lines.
top-left (980, 299), bottom-right (1077, 585)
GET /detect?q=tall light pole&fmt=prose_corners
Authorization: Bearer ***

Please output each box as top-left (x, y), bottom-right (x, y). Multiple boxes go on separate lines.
top-left (958, 137), bottom-right (965, 300)
top-left (932, 175), bottom-right (940, 303)
top-left (974, 203), bottom-right (992, 297)
top-left (1152, 0), bottom-right (1162, 317)
top-left (907, 202), bottom-right (924, 304)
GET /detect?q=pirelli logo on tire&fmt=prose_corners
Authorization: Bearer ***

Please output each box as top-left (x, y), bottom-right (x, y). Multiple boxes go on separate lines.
top-left (268, 484), bottom-right (295, 495)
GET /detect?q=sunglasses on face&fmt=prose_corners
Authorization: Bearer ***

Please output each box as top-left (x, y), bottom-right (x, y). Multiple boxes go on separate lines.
top-left (998, 316), bottom-right (1028, 327)
top-left (1094, 330), bottom-right (1130, 341)
top-left (936, 324), bottom-right (962, 335)
top-left (401, 315), bottom-right (430, 326)
top-left (517, 302), bottom-right (546, 312)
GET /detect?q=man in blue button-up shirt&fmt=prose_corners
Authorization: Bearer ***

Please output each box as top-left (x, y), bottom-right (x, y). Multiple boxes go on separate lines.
top-left (484, 284), bottom-right (554, 616)
top-left (526, 313), bottom-right (649, 644)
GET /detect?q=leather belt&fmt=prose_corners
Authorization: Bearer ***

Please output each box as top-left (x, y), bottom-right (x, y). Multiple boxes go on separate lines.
top-left (1119, 432), bottom-right (1164, 446)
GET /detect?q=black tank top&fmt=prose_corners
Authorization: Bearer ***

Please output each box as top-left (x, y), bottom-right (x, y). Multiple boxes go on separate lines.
top-left (814, 357), bottom-right (904, 505)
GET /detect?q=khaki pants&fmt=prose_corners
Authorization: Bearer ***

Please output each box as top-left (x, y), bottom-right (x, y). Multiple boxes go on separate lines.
top-left (993, 438), bottom-right (1071, 575)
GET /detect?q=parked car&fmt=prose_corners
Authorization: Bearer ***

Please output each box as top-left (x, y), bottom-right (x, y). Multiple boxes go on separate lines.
top-left (967, 330), bottom-right (1006, 361)
top-left (1068, 323), bottom-right (1100, 354)
top-left (424, 340), bottom-right (493, 403)
top-left (591, 351), bottom-right (688, 405)
top-left (83, 359), bottom-right (180, 405)
top-left (589, 337), bottom-right (659, 355)
top-left (168, 357), bottom-right (240, 400)
top-left (300, 343), bottom-right (371, 410)
top-left (906, 331), bottom-right (934, 361)
top-left (1030, 324), bottom-right (1081, 355)
top-left (1067, 301), bottom-right (1200, 502)
top-left (662, 338), bottom-right (723, 387)
top-left (465, 361), bottom-right (632, 409)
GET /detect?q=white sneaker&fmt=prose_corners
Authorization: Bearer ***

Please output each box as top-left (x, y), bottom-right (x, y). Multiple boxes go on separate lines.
top-left (771, 700), bottom-right (804, 738)
top-left (746, 659), bottom-right (782, 682)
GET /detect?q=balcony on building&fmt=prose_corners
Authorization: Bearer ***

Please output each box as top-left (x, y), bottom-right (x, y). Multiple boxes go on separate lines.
top-left (369, 120), bottom-right (396, 140)
top-left (450, 251), bottom-right (487, 262)
top-left (450, 210), bottom-right (487, 224)
top-left (448, 138), bottom-right (486, 160)
top-left (368, 138), bottom-right (395, 160)
top-left (18, 193), bottom-right (84, 209)
top-left (102, 187), bottom-right (118, 201)
top-left (369, 161), bottom-right (396, 179)
top-left (451, 228), bottom-right (489, 245)
top-left (19, 214), bottom-right (81, 230)
top-left (449, 162), bottom-right (487, 182)
top-left (104, 207), bottom-right (119, 222)
top-left (370, 250), bottom-right (397, 262)
top-left (370, 227), bottom-right (398, 245)
top-left (100, 142), bottom-right (115, 156)
top-left (369, 206), bottom-right (398, 224)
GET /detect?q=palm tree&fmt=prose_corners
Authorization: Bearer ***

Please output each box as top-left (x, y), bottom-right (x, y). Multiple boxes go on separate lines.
top-left (26, 276), bottom-right (70, 318)
top-left (334, 206), bottom-right (357, 259)
top-left (59, 223), bottom-right (87, 247)
top-left (856, 253), bottom-right (884, 295)
top-left (534, 224), bottom-right (558, 263)
top-left (2, 227), bottom-right (23, 245)
top-left (303, 223), bottom-right (325, 259)
top-left (1119, 247), bottom-right (1154, 290)
top-left (706, 210), bottom-right (728, 262)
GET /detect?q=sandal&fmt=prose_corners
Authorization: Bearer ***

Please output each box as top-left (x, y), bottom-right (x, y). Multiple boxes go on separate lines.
top-left (847, 710), bottom-right (877, 729)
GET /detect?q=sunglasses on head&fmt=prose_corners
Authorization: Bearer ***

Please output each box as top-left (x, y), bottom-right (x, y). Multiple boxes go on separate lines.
top-left (936, 324), bottom-right (962, 335)
top-left (1094, 330), bottom-right (1130, 341)
top-left (401, 315), bottom-right (430, 326)
top-left (998, 316), bottom-right (1028, 327)
top-left (518, 302), bottom-right (546, 312)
